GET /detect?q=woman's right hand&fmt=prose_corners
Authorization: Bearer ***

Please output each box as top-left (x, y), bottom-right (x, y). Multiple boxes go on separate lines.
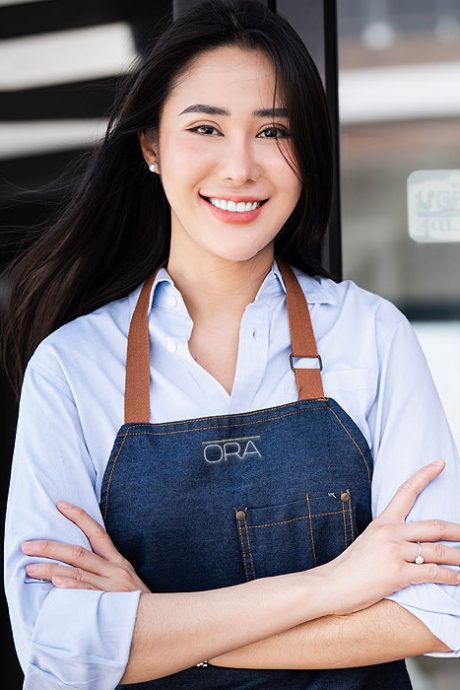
top-left (316, 459), bottom-right (460, 616)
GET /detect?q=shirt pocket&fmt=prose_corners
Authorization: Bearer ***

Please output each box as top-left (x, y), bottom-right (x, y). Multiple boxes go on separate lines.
top-left (235, 488), bottom-right (356, 580)
top-left (322, 367), bottom-right (376, 393)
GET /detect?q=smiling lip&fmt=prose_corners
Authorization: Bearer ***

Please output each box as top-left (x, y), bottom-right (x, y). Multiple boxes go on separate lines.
top-left (200, 194), bottom-right (268, 203)
top-left (200, 194), bottom-right (268, 224)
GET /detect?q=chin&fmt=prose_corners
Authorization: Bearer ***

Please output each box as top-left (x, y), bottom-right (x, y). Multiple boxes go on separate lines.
top-left (204, 240), bottom-right (274, 265)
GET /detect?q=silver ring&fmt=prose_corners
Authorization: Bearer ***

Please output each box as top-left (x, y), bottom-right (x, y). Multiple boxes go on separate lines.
top-left (415, 541), bottom-right (424, 565)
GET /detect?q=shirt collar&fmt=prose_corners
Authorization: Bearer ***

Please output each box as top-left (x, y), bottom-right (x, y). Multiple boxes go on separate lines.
top-left (136, 257), bottom-right (336, 316)
top-left (287, 262), bottom-right (337, 305)
top-left (254, 259), bottom-right (337, 306)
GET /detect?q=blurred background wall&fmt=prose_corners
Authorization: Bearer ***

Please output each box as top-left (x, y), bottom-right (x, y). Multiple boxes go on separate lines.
top-left (338, 0), bottom-right (460, 458)
top-left (338, 6), bottom-right (460, 681)
top-left (1, 1), bottom-right (459, 687)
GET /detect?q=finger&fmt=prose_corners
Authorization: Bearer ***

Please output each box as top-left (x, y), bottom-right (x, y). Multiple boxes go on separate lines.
top-left (379, 460), bottom-right (445, 522)
top-left (404, 542), bottom-right (460, 566)
top-left (21, 539), bottom-right (113, 577)
top-left (52, 576), bottom-right (98, 590)
top-left (26, 562), bottom-right (108, 588)
top-left (56, 502), bottom-right (125, 563)
top-left (404, 562), bottom-right (460, 586)
top-left (400, 519), bottom-right (460, 543)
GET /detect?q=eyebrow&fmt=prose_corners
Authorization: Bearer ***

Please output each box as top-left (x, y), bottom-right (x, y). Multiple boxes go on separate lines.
top-left (178, 104), bottom-right (289, 118)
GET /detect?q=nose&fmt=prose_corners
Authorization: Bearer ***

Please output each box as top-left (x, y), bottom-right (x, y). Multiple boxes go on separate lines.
top-left (216, 135), bottom-right (259, 185)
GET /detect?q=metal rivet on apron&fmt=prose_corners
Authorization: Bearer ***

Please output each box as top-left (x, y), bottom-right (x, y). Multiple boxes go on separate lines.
top-left (235, 509), bottom-right (247, 521)
top-left (341, 489), bottom-right (350, 502)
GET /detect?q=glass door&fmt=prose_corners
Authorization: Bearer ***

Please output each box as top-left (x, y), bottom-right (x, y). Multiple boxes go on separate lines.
top-left (337, 2), bottom-right (460, 687)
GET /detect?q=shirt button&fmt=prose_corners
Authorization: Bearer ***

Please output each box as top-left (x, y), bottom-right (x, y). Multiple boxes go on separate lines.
top-left (167, 295), bottom-right (177, 308)
top-left (166, 340), bottom-right (177, 353)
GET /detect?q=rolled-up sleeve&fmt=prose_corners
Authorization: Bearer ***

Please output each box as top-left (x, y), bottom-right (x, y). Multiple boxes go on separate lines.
top-left (369, 306), bottom-right (460, 657)
top-left (4, 356), bottom-right (141, 689)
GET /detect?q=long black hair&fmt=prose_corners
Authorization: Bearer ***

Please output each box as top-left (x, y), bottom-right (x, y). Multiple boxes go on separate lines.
top-left (0, 0), bottom-right (332, 396)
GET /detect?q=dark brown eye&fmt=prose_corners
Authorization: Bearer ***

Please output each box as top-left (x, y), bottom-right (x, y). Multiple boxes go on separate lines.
top-left (258, 127), bottom-right (290, 139)
top-left (187, 125), bottom-right (221, 136)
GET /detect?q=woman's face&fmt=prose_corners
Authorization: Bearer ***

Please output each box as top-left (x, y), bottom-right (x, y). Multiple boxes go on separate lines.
top-left (140, 45), bottom-right (302, 263)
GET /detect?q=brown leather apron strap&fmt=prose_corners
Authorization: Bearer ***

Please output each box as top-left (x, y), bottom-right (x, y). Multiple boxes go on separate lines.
top-left (124, 256), bottom-right (324, 423)
top-left (124, 271), bottom-right (158, 424)
top-left (276, 257), bottom-right (325, 400)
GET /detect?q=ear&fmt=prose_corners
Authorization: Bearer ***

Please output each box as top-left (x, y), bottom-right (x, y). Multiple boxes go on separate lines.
top-left (138, 129), bottom-right (159, 167)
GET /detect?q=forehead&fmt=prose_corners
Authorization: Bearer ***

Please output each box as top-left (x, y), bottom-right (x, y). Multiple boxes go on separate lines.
top-left (166, 45), bottom-right (282, 111)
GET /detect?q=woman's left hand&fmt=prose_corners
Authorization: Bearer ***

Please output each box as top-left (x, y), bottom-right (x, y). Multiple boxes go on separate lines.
top-left (21, 501), bottom-right (151, 593)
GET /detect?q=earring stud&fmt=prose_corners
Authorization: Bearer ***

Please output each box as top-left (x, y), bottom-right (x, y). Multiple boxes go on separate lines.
top-left (148, 162), bottom-right (157, 173)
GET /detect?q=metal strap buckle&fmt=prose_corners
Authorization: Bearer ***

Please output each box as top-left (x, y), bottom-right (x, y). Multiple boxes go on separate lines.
top-left (289, 354), bottom-right (323, 372)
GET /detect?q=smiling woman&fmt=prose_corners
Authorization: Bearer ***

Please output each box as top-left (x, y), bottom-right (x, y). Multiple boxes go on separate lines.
top-left (2, 1), bottom-right (460, 689)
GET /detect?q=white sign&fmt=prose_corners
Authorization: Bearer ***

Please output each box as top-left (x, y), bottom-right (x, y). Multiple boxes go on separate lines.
top-left (407, 170), bottom-right (460, 243)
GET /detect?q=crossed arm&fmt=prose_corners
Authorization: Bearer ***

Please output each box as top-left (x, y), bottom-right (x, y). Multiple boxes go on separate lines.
top-left (207, 599), bottom-right (450, 670)
top-left (20, 462), bottom-right (456, 684)
top-left (121, 591), bottom-right (448, 683)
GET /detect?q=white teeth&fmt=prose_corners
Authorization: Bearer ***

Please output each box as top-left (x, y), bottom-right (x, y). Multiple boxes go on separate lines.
top-left (208, 197), bottom-right (262, 212)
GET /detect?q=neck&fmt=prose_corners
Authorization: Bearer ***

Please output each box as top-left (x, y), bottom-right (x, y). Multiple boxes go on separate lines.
top-left (166, 241), bottom-right (275, 324)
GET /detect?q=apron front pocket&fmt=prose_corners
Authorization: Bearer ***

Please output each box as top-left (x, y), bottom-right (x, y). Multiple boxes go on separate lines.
top-left (235, 489), bottom-right (356, 580)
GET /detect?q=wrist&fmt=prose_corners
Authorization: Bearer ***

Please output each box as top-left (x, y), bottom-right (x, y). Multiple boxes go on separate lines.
top-left (294, 566), bottom-right (337, 620)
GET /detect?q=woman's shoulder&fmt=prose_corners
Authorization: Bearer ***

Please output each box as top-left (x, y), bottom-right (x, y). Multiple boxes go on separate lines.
top-left (27, 287), bottom-right (137, 384)
top-left (292, 266), bottom-right (409, 333)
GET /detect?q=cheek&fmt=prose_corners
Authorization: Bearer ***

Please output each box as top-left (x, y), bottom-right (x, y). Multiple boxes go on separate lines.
top-left (268, 144), bottom-right (301, 189)
top-left (161, 132), bottom-right (214, 171)
top-left (277, 166), bottom-right (302, 207)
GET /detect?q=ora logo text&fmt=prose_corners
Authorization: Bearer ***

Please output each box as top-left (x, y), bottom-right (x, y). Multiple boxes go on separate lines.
top-left (202, 435), bottom-right (262, 464)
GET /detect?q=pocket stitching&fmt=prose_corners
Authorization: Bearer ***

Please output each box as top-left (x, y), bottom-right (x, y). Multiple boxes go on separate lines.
top-left (243, 517), bottom-right (256, 580)
top-left (236, 514), bottom-right (251, 582)
top-left (305, 494), bottom-right (317, 567)
top-left (348, 497), bottom-right (355, 542)
top-left (247, 509), bottom-right (346, 529)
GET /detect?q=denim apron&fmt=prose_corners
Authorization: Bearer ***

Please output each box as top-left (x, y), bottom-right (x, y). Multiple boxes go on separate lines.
top-left (100, 257), bottom-right (412, 689)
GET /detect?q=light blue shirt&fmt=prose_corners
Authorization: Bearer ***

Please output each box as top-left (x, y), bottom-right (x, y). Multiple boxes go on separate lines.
top-left (4, 259), bottom-right (460, 689)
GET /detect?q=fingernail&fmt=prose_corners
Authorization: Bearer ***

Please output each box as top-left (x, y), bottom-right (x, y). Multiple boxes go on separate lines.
top-left (57, 501), bottom-right (73, 509)
top-left (432, 460), bottom-right (445, 467)
top-left (22, 542), bottom-right (34, 552)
